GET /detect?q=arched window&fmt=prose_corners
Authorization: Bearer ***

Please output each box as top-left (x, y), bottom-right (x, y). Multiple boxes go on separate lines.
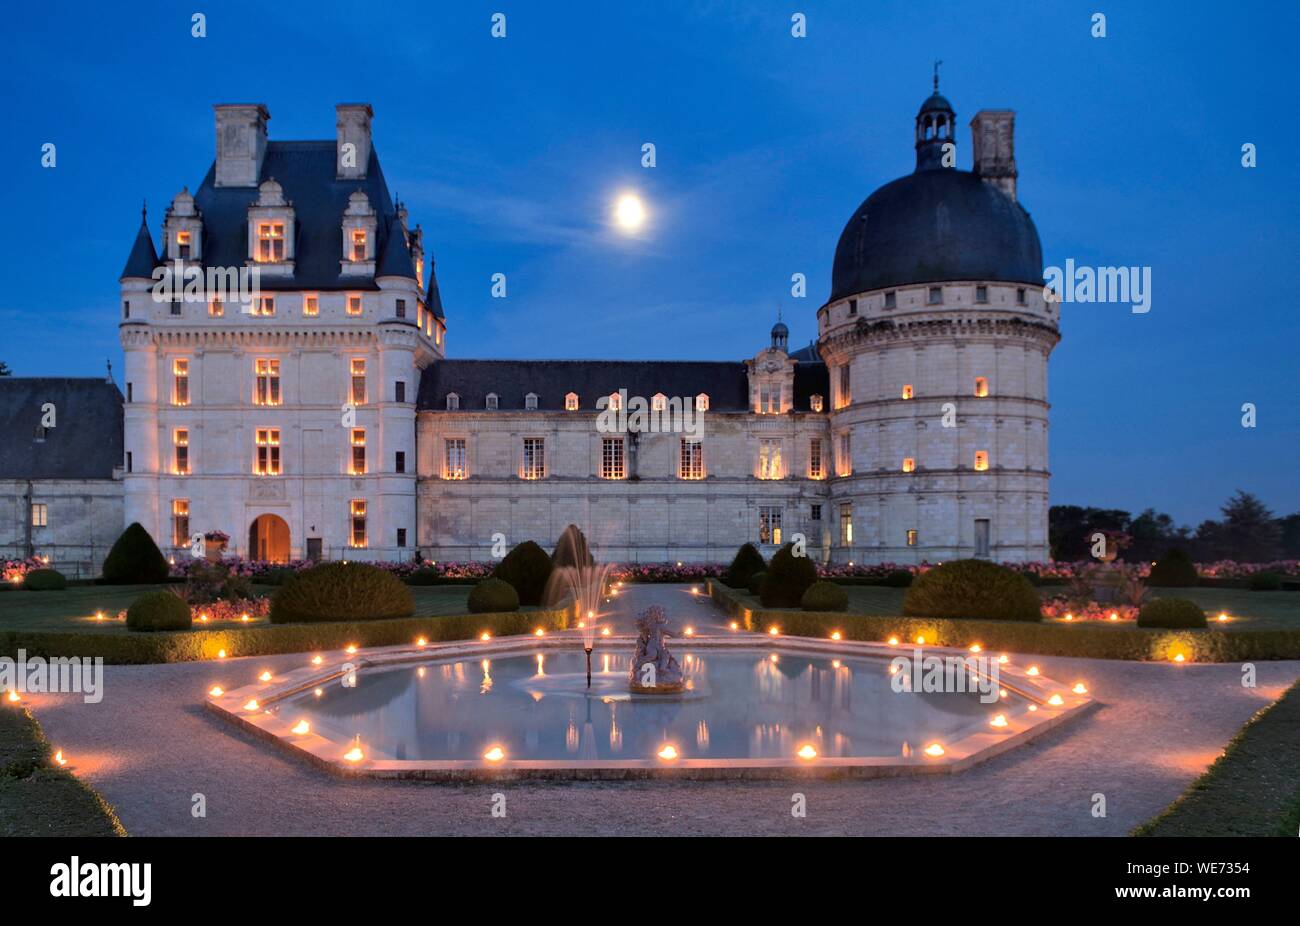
top-left (446, 392), bottom-right (460, 411)
top-left (608, 392), bottom-right (622, 411)
top-left (651, 393), bottom-right (667, 412)
top-left (565, 392), bottom-right (579, 411)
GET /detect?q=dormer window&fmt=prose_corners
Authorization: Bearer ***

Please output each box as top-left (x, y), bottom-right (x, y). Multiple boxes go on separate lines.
top-left (651, 393), bottom-right (667, 412)
top-left (565, 392), bottom-right (579, 411)
top-left (254, 296), bottom-right (275, 317)
top-left (486, 393), bottom-right (499, 410)
top-left (351, 229), bottom-right (368, 261)
top-left (696, 393), bottom-right (709, 412)
top-left (256, 222), bottom-right (285, 262)
top-left (176, 231), bottom-right (192, 260)
top-left (525, 393), bottom-right (538, 410)
top-left (446, 392), bottom-right (460, 411)
top-left (608, 392), bottom-right (622, 411)
top-left (810, 394), bottom-right (823, 413)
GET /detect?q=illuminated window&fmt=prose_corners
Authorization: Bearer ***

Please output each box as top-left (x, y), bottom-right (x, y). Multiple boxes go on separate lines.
top-left (652, 393), bottom-right (667, 412)
top-left (486, 393), bottom-right (498, 410)
top-left (522, 438), bottom-right (546, 480)
top-left (901, 384), bottom-right (915, 401)
top-left (254, 359), bottom-right (281, 406)
top-left (906, 529), bottom-right (918, 547)
top-left (256, 222), bottom-right (285, 262)
top-left (172, 358), bottom-right (190, 406)
top-left (601, 437), bottom-right (625, 480)
top-left (836, 364), bottom-right (851, 408)
top-left (255, 428), bottom-right (281, 476)
top-left (303, 294), bottom-right (319, 316)
top-left (171, 499), bottom-right (189, 547)
top-left (679, 438), bottom-right (703, 480)
top-left (758, 384), bottom-right (781, 414)
top-left (349, 500), bottom-right (367, 548)
top-left (435, 324), bottom-right (443, 347)
top-left (446, 392), bottom-right (460, 411)
top-left (351, 228), bottom-right (367, 262)
top-left (525, 393), bottom-right (538, 410)
top-left (565, 392), bottom-right (579, 411)
top-left (759, 506), bottom-right (782, 545)
top-left (209, 297), bottom-right (223, 317)
top-left (350, 359), bottom-right (366, 404)
top-left (839, 503), bottom-right (853, 546)
top-left (809, 438), bottom-right (823, 479)
top-left (350, 429), bottom-right (367, 475)
top-left (608, 392), bottom-right (622, 411)
top-left (836, 431), bottom-right (852, 477)
top-left (253, 296), bottom-right (275, 317)
top-left (31, 503), bottom-right (48, 528)
top-left (974, 450), bottom-right (989, 472)
top-left (758, 439), bottom-right (783, 480)
top-left (347, 294), bottom-right (362, 316)
top-left (695, 393), bottom-right (709, 412)
top-left (974, 376), bottom-right (989, 397)
top-left (173, 429), bottom-right (190, 475)
top-left (810, 393), bottom-right (823, 413)
top-left (176, 230), bottom-right (192, 259)
top-left (902, 457), bottom-right (916, 473)
top-left (444, 438), bottom-right (467, 479)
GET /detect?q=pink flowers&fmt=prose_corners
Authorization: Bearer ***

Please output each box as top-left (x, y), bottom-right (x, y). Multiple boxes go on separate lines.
top-left (190, 597), bottom-right (270, 623)
top-left (1040, 600), bottom-right (1138, 622)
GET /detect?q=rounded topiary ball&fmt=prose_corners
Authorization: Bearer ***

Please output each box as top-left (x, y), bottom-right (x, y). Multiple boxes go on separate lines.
top-left (468, 577), bottom-right (520, 613)
top-left (903, 559), bottom-right (1041, 622)
top-left (801, 580), bottom-right (848, 612)
top-left (22, 568), bottom-right (67, 591)
top-left (1137, 598), bottom-right (1207, 629)
top-left (269, 562), bottom-right (414, 624)
top-left (126, 591), bottom-right (192, 632)
top-left (1147, 549), bottom-right (1199, 588)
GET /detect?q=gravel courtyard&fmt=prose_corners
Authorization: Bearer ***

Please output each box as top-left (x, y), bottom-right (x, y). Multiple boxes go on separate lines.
top-left (27, 585), bottom-right (1300, 836)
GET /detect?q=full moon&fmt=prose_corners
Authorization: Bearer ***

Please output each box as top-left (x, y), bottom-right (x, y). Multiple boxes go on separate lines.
top-left (614, 192), bottom-right (646, 231)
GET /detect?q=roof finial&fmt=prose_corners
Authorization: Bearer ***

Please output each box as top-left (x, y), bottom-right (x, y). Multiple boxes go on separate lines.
top-left (777, 305), bottom-right (783, 323)
top-left (933, 59), bottom-right (942, 92)
top-left (105, 358), bottom-right (113, 383)
top-left (141, 199), bottom-right (148, 224)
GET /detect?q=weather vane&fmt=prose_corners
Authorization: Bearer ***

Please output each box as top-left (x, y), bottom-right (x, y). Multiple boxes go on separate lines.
top-left (933, 59), bottom-right (943, 92)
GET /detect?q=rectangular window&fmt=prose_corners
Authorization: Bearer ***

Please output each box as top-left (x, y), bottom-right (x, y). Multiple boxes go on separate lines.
top-left (902, 457), bottom-right (916, 473)
top-left (1016, 287), bottom-right (1027, 305)
top-left (522, 437), bottom-right (546, 480)
top-left (126, 450), bottom-right (133, 473)
top-left (837, 364), bottom-right (851, 408)
top-left (565, 393), bottom-right (578, 411)
top-left (840, 503), bottom-right (854, 546)
top-left (679, 437), bottom-right (703, 480)
top-left (759, 506), bottom-right (783, 545)
top-left (303, 294), bottom-right (319, 317)
top-left (397, 528), bottom-right (407, 549)
top-left (255, 428), bottom-right (281, 475)
top-left (173, 429), bottom-right (189, 475)
top-left (974, 450), bottom-right (989, 472)
top-left (256, 222), bottom-right (285, 262)
top-left (444, 438), bottom-right (467, 479)
top-left (395, 299), bottom-right (406, 318)
top-left (123, 299), bottom-right (130, 319)
top-left (169, 299), bottom-right (182, 317)
top-left (906, 529), bottom-right (918, 547)
top-left (350, 500), bottom-right (367, 548)
top-left (395, 450), bottom-right (406, 474)
top-left (810, 503), bottom-right (822, 521)
top-left (395, 381), bottom-right (406, 404)
top-left (350, 429), bottom-right (366, 475)
top-left (974, 376), bottom-right (989, 397)
top-left (975, 519), bottom-right (991, 558)
top-left (172, 358), bottom-right (190, 406)
top-left (928, 286), bottom-right (943, 305)
top-left (171, 499), bottom-right (189, 547)
top-left (758, 439), bottom-right (782, 480)
top-left (902, 384), bottom-right (914, 400)
top-left (883, 290), bottom-right (896, 309)
top-left (176, 230), bottom-right (192, 259)
top-left (975, 285), bottom-right (988, 304)
top-left (209, 297), bottom-right (224, 317)
top-left (837, 431), bottom-right (852, 477)
top-left (31, 503), bottom-right (48, 528)
top-left (848, 298), bottom-right (858, 316)
top-left (809, 437), bottom-right (823, 479)
top-left (254, 296), bottom-right (275, 317)
top-left (351, 229), bottom-right (367, 261)
top-left (350, 359), bottom-right (366, 404)
top-left (126, 383), bottom-right (133, 403)
top-left (347, 294), bottom-right (362, 316)
top-left (601, 437), bottom-right (626, 480)
top-left (758, 384), bottom-right (781, 414)
top-left (254, 359), bottom-right (281, 406)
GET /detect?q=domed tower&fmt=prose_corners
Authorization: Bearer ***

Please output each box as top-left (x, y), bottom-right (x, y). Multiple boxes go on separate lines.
top-left (816, 82), bottom-right (1059, 564)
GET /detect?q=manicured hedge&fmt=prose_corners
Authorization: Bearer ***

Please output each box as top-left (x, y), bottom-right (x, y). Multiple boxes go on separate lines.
top-left (270, 562), bottom-right (414, 624)
top-left (903, 559), bottom-right (1041, 622)
top-left (801, 580), bottom-right (848, 612)
top-left (101, 522), bottom-right (170, 585)
top-left (748, 571), bottom-right (766, 596)
top-left (22, 569), bottom-right (66, 592)
top-left (126, 591), bottom-right (192, 632)
top-left (469, 578), bottom-right (520, 613)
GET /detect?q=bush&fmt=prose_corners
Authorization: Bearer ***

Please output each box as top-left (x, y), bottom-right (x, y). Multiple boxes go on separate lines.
top-left (259, 567), bottom-right (299, 587)
top-left (748, 571), bottom-right (766, 595)
top-left (468, 578), bottom-right (519, 613)
top-left (1148, 549), bottom-right (1198, 588)
top-left (882, 568), bottom-right (913, 588)
top-left (492, 541), bottom-right (554, 606)
top-left (269, 562), bottom-right (414, 624)
top-left (22, 569), bottom-right (66, 591)
top-left (101, 522), bottom-right (170, 585)
top-left (759, 543), bottom-right (818, 608)
top-left (1138, 598), bottom-right (1207, 629)
top-left (552, 524), bottom-right (595, 570)
top-left (1250, 572), bottom-right (1283, 592)
top-left (801, 580), bottom-right (848, 612)
top-left (903, 559), bottom-right (1041, 622)
top-left (126, 591), bottom-right (192, 632)
top-left (724, 543), bottom-right (766, 589)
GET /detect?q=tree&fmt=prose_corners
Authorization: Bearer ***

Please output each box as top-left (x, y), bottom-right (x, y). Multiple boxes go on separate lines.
top-left (1126, 509), bottom-right (1189, 563)
top-left (1211, 490), bottom-right (1281, 562)
top-left (1049, 505), bottom-right (1130, 561)
top-left (0, 361), bottom-right (11, 375)
top-left (1277, 513), bottom-right (1300, 559)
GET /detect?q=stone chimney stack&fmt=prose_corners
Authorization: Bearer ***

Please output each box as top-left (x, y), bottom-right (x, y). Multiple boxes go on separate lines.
top-left (970, 109), bottom-right (1017, 201)
top-left (213, 104), bottom-right (270, 188)
top-left (336, 104), bottom-right (374, 180)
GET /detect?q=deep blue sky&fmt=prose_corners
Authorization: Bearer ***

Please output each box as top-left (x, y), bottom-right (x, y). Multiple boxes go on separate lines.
top-left (3, 1), bottom-right (1296, 525)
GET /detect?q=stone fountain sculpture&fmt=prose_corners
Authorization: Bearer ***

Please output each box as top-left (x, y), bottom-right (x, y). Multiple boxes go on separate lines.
top-left (628, 605), bottom-right (685, 694)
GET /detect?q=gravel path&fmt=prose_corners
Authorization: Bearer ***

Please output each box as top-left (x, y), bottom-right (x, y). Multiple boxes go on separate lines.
top-left (27, 584), bottom-right (1300, 836)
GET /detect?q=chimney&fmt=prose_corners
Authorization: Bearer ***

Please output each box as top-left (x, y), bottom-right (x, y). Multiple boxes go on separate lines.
top-left (970, 110), bottom-right (1017, 201)
top-left (213, 104), bottom-right (270, 188)
top-left (336, 104), bottom-right (374, 180)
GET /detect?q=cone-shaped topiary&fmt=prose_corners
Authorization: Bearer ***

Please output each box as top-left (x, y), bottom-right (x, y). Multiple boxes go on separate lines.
top-left (551, 524), bottom-right (595, 569)
top-left (468, 577), bottom-right (520, 613)
top-left (759, 542), bottom-right (818, 607)
top-left (101, 522), bottom-right (170, 585)
top-left (724, 543), bottom-right (766, 589)
top-left (492, 540), bottom-right (554, 605)
top-left (748, 571), bottom-right (766, 595)
top-left (903, 559), bottom-right (1041, 621)
top-left (126, 590), bottom-right (192, 631)
top-left (1147, 548), bottom-right (1198, 588)
top-left (22, 568), bottom-right (66, 591)
top-left (269, 562), bottom-right (414, 624)
top-left (801, 580), bottom-right (848, 612)
top-left (1137, 597), bottom-right (1206, 628)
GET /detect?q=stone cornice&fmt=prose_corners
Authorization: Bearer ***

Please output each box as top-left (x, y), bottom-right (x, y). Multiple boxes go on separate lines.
top-left (117, 327), bottom-right (381, 350)
top-left (820, 312), bottom-right (1060, 360)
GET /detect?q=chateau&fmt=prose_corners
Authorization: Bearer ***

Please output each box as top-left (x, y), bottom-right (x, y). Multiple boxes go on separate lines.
top-left (0, 89), bottom-right (1058, 574)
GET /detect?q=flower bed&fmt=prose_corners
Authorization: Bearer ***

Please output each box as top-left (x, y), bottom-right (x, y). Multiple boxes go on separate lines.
top-left (1040, 600), bottom-right (1138, 622)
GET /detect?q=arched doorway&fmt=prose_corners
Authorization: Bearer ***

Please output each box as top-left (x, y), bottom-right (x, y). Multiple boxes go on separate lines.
top-left (248, 514), bottom-right (291, 563)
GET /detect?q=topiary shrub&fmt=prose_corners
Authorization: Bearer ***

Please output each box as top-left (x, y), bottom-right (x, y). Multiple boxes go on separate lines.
top-left (725, 543), bottom-right (766, 589)
top-left (468, 577), bottom-right (520, 613)
top-left (1138, 597), bottom-right (1207, 629)
top-left (1249, 571), bottom-right (1283, 591)
top-left (801, 580), bottom-right (848, 612)
top-left (102, 522), bottom-right (170, 585)
top-left (1147, 549), bottom-right (1198, 588)
top-left (748, 571), bottom-right (767, 595)
top-left (269, 562), bottom-right (414, 624)
top-left (903, 559), bottom-right (1041, 622)
top-left (126, 591), bottom-right (192, 632)
top-left (406, 568), bottom-right (442, 586)
top-left (22, 568), bottom-right (66, 591)
top-left (882, 568), bottom-right (913, 588)
top-left (552, 524), bottom-right (595, 570)
top-left (259, 567), bottom-right (299, 587)
top-left (759, 542), bottom-right (819, 608)
top-left (492, 541), bottom-right (554, 605)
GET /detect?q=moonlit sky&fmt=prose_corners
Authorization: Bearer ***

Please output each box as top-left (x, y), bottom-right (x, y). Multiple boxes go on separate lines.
top-left (2, 1), bottom-right (1297, 524)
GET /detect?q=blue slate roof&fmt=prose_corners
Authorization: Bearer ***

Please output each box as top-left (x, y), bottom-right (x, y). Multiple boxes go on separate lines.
top-left (0, 378), bottom-right (124, 479)
top-left (120, 210), bottom-right (159, 279)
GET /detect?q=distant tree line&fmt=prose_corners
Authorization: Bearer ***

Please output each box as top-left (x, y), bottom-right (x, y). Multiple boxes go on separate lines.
top-left (1050, 491), bottom-right (1299, 563)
